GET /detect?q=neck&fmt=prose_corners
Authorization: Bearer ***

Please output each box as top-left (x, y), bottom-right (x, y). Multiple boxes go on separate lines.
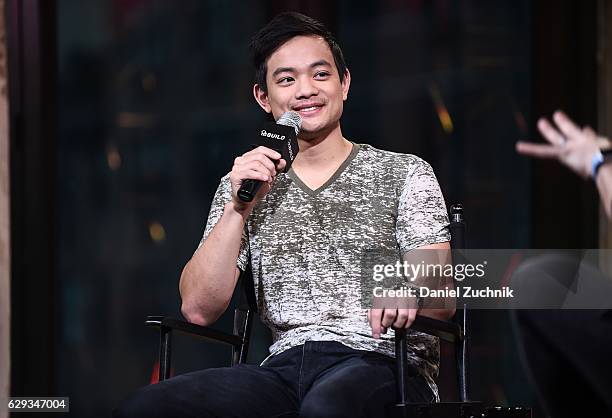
top-left (293, 123), bottom-right (351, 170)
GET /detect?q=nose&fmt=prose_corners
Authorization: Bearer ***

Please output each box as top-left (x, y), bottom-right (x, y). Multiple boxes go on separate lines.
top-left (295, 76), bottom-right (318, 100)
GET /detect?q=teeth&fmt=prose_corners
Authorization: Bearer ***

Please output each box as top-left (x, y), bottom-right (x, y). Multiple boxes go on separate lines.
top-left (300, 106), bottom-right (318, 111)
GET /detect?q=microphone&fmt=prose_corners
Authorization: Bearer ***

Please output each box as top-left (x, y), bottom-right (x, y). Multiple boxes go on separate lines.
top-left (237, 111), bottom-right (302, 202)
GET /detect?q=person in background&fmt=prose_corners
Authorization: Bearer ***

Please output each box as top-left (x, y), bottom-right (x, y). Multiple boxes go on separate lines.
top-left (516, 110), bottom-right (612, 217)
top-left (514, 110), bottom-right (612, 417)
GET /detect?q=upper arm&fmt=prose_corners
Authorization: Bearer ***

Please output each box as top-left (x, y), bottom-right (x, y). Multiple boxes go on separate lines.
top-left (401, 241), bottom-right (452, 279)
top-left (413, 242), bottom-right (450, 251)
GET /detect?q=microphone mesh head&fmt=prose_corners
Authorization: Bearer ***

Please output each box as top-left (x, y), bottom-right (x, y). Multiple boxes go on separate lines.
top-left (277, 111), bottom-right (302, 135)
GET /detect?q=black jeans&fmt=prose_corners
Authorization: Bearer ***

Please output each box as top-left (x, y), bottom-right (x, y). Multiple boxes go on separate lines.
top-left (113, 341), bottom-right (435, 418)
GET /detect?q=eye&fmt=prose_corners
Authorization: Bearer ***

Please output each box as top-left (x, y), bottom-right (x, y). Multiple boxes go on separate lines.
top-left (277, 76), bottom-right (294, 85)
top-left (315, 71), bottom-right (331, 79)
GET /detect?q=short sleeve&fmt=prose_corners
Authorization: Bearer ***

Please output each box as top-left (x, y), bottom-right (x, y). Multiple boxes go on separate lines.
top-left (195, 173), bottom-right (250, 271)
top-left (396, 158), bottom-right (450, 252)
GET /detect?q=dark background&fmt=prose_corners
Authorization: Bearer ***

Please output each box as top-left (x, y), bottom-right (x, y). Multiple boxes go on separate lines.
top-left (9, 0), bottom-right (598, 417)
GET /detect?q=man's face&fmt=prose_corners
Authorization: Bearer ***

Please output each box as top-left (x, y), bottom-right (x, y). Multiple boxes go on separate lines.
top-left (254, 35), bottom-right (351, 139)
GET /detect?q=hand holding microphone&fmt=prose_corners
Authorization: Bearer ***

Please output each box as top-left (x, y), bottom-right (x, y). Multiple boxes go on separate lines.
top-left (230, 111), bottom-right (301, 211)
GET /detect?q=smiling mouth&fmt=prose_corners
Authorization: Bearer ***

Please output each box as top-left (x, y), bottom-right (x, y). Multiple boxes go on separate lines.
top-left (293, 104), bottom-right (324, 115)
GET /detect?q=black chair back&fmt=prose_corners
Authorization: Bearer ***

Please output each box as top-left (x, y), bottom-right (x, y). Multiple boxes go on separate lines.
top-left (394, 203), bottom-right (468, 405)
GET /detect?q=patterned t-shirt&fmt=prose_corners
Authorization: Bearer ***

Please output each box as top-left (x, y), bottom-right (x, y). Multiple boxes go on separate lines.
top-left (198, 142), bottom-right (450, 398)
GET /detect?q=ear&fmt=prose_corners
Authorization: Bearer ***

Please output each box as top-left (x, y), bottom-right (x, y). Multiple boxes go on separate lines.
top-left (253, 84), bottom-right (272, 113)
top-left (341, 68), bottom-right (351, 101)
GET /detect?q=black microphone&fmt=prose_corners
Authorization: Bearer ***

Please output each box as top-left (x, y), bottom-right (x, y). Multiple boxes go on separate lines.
top-left (237, 111), bottom-right (302, 202)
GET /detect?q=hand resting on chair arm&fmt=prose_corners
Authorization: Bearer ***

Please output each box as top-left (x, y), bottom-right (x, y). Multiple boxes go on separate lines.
top-left (368, 242), bottom-right (456, 339)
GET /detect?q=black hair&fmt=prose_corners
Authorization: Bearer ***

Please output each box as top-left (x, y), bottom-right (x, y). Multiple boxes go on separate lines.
top-left (250, 12), bottom-right (348, 93)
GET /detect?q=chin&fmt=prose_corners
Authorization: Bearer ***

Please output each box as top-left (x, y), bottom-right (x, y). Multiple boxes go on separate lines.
top-left (300, 121), bottom-right (338, 137)
top-left (297, 131), bottom-right (321, 141)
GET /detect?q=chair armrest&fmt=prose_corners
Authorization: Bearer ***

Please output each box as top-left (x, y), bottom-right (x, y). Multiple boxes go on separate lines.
top-left (146, 315), bottom-right (242, 346)
top-left (411, 314), bottom-right (463, 343)
top-left (145, 315), bottom-right (461, 344)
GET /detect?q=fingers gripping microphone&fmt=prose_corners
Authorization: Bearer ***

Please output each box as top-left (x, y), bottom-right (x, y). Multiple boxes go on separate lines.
top-left (237, 111), bottom-right (302, 202)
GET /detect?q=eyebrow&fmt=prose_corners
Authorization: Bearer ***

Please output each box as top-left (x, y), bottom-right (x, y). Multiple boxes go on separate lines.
top-left (271, 59), bottom-right (333, 78)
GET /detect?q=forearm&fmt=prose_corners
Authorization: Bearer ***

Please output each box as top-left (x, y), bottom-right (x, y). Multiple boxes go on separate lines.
top-left (419, 306), bottom-right (456, 322)
top-left (179, 201), bottom-right (248, 325)
top-left (406, 242), bottom-right (456, 322)
top-left (596, 164), bottom-right (612, 220)
top-left (418, 279), bottom-right (456, 321)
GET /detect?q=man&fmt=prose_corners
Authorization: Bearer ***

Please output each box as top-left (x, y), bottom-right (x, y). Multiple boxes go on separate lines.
top-left (115, 12), bottom-right (453, 418)
top-left (514, 111), bottom-right (612, 417)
